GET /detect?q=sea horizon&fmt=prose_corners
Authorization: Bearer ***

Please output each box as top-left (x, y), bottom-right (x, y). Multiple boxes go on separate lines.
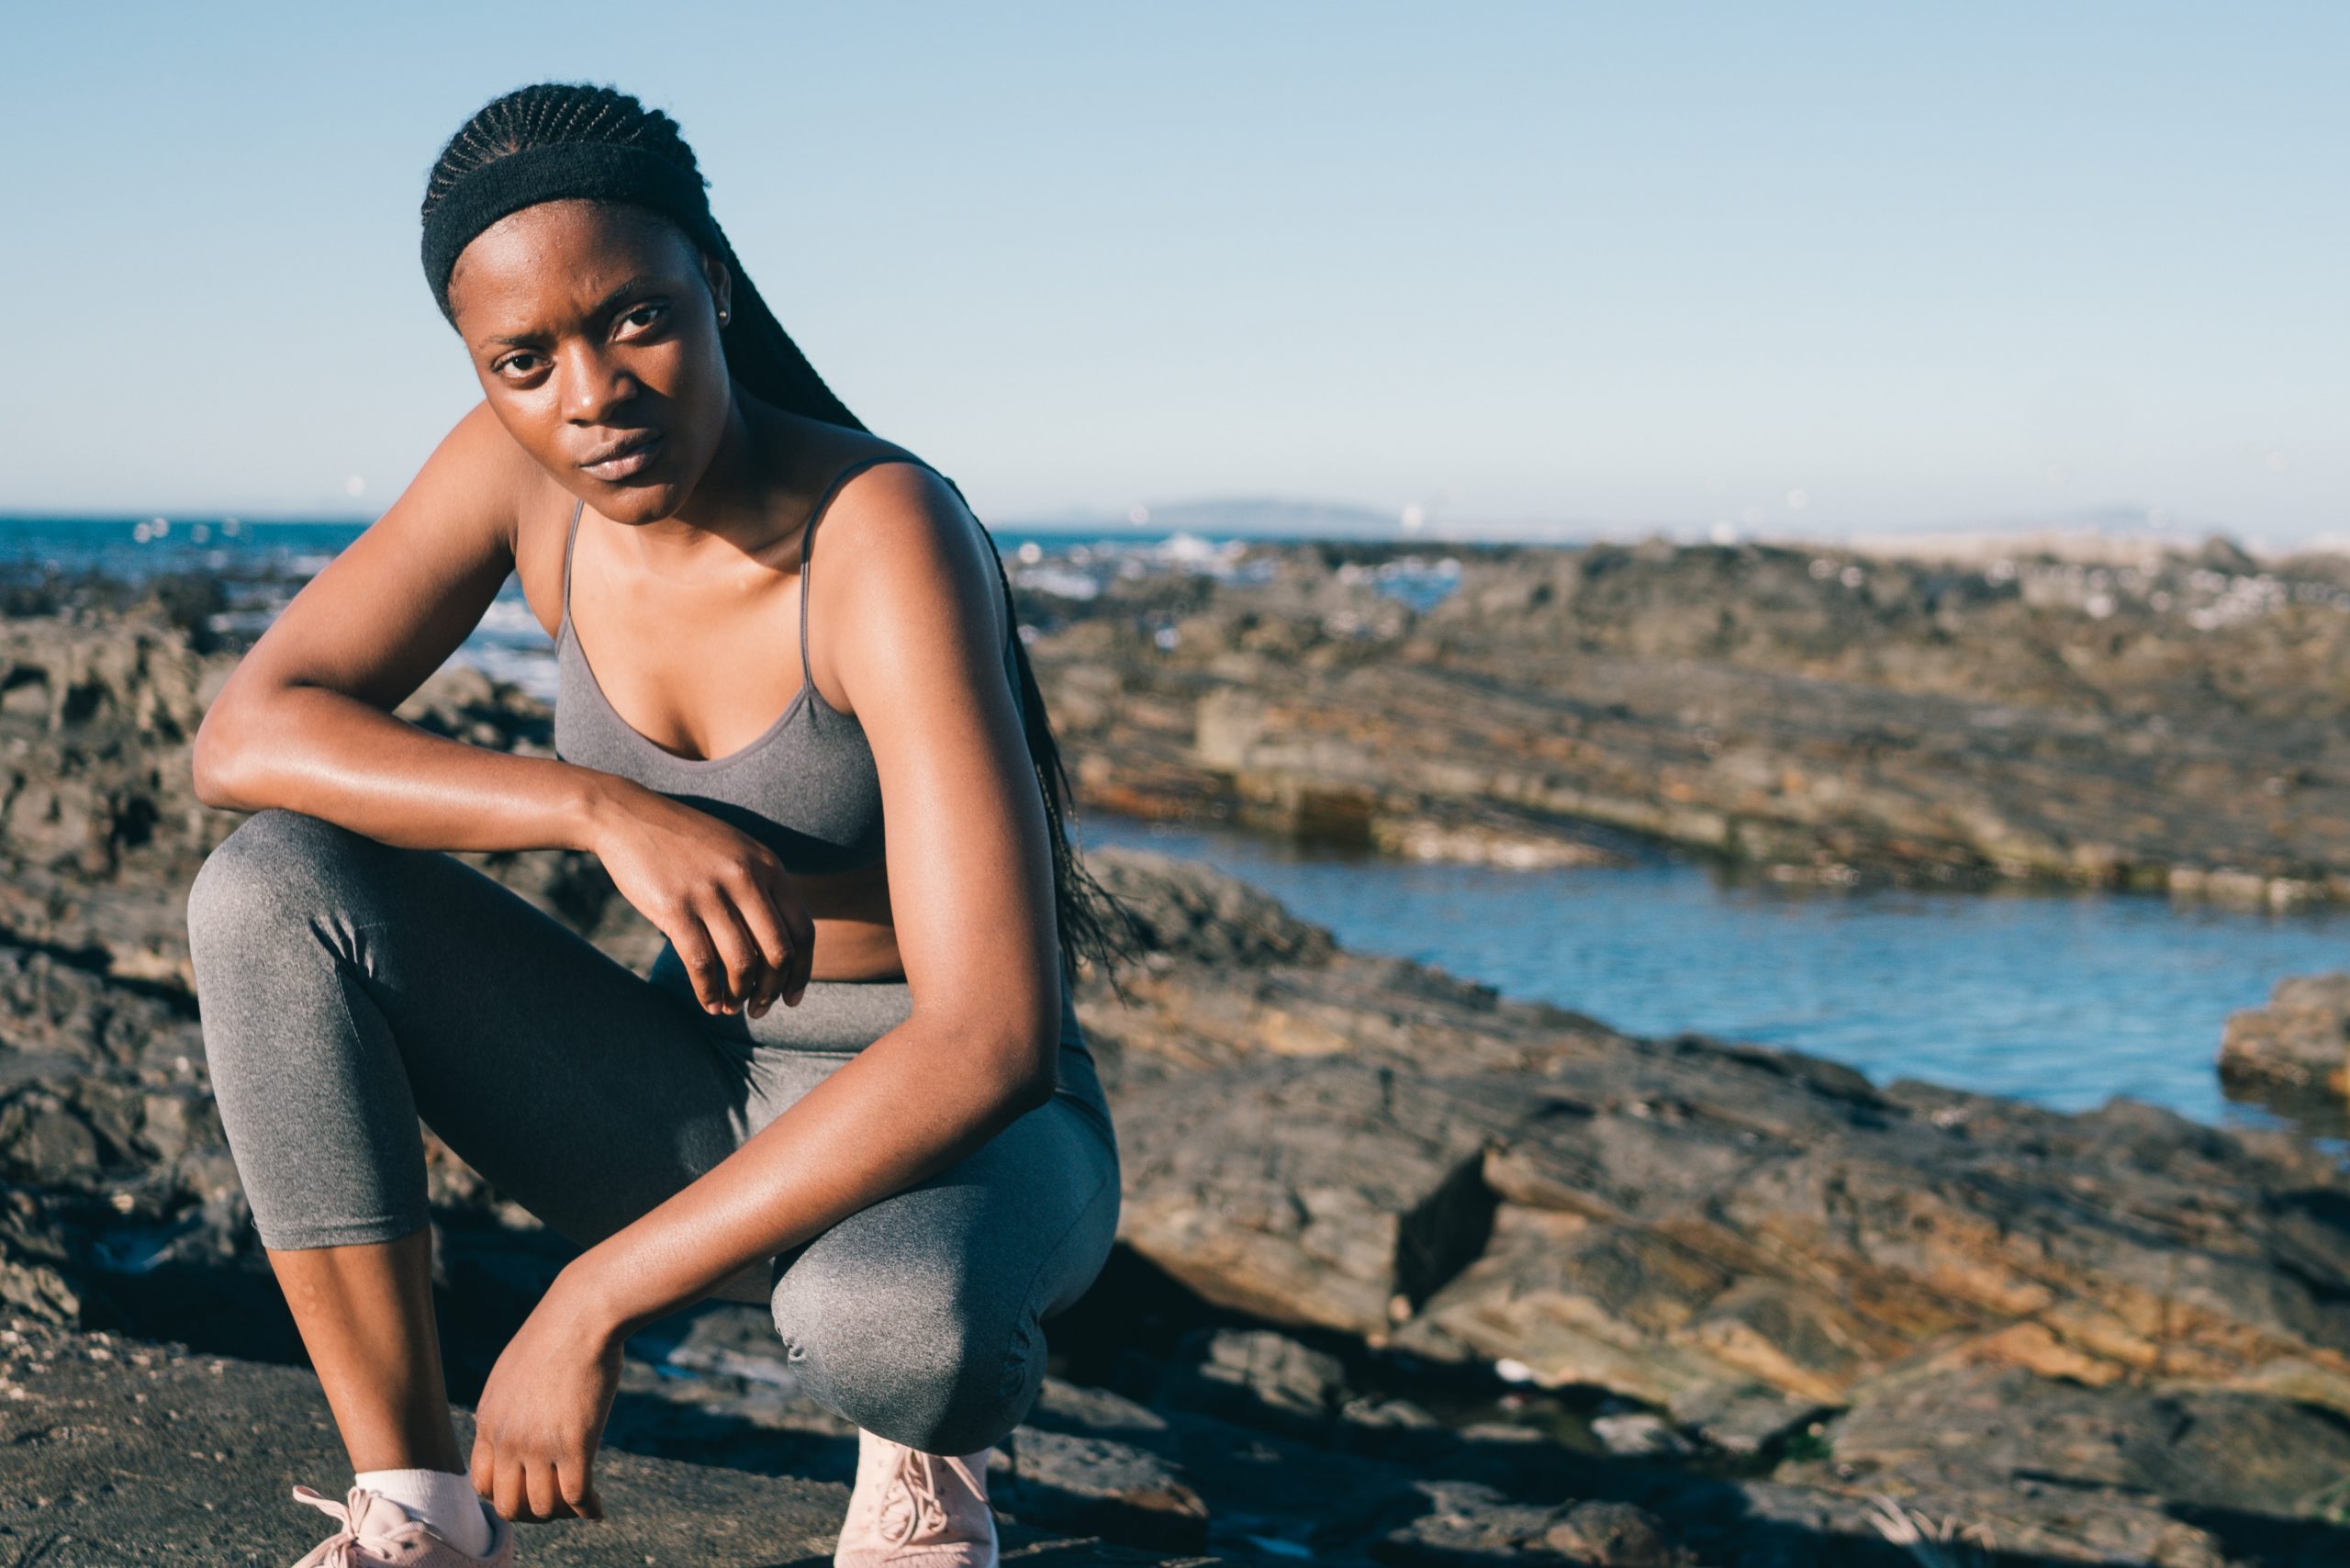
top-left (1, 504), bottom-right (2328, 562)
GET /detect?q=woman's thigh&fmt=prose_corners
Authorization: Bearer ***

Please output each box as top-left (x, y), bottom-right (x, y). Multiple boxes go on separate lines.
top-left (185, 806), bottom-right (755, 1249)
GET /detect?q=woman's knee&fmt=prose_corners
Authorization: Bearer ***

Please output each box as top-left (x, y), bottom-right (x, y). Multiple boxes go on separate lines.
top-left (186, 808), bottom-right (384, 952)
top-left (770, 1262), bottom-right (1046, 1455)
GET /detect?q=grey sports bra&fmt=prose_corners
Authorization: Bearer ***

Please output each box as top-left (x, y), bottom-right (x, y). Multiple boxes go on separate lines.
top-left (552, 453), bottom-right (1020, 877)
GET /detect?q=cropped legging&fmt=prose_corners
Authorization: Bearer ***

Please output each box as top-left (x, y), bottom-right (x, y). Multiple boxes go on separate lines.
top-left (183, 806), bottom-right (1121, 1457)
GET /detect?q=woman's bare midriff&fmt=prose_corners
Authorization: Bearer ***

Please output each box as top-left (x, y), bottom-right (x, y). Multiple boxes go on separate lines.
top-left (789, 861), bottom-right (903, 981)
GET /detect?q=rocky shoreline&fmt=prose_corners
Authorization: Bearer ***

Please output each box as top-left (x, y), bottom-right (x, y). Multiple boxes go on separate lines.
top-left (1014, 532), bottom-right (2350, 906)
top-left (2220, 974), bottom-right (2350, 1107)
top-left (6, 567), bottom-right (2350, 1562)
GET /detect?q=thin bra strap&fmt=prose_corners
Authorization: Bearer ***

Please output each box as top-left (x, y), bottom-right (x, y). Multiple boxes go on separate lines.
top-left (797, 453), bottom-right (942, 689)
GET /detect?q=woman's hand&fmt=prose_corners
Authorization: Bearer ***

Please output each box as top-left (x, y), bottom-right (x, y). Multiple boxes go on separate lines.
top-left (468, 1269), bottom-right (622, 1524)
top-left (587, 781), bottom-right (815, 1016)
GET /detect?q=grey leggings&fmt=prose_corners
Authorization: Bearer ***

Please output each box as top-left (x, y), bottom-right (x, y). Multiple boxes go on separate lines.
top-left (183, 807), bottom-right (1121, 1456)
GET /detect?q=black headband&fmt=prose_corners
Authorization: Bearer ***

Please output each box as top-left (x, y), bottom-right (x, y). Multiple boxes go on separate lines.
top-left (418, 135), bottom-right (867, 433)
top-left (420, 141), bottom-right (717, 323)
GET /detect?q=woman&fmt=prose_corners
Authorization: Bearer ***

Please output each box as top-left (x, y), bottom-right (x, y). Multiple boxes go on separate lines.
top-left (184, 82), bottom-right (1135, 1568)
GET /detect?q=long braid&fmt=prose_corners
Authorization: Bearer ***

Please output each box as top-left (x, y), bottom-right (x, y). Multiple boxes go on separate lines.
top-left (425, 83), bottom-right (1143, 991)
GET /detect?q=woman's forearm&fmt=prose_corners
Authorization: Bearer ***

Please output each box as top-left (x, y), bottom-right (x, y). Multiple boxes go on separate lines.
top-left (558, 1014), bottom-right (1052, 1340)
top-left (195, 680), bottom-right (625, 856)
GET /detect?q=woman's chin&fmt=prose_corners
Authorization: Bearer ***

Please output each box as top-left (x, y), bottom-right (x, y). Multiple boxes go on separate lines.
top-left (595, 478), bottom-right (692, 523)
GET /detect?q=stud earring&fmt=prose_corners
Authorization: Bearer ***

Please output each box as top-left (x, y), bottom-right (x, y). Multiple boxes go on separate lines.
top-left (718, 308), bottom-right (732, 326)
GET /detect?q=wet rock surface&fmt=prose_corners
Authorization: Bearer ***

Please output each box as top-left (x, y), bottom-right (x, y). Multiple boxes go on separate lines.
top-left (9, 578), bottom-right (2350, 1562)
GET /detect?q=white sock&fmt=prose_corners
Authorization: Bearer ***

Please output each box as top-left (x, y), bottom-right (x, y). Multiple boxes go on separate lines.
top-left (353, 1468), bottom-right (493, 1557)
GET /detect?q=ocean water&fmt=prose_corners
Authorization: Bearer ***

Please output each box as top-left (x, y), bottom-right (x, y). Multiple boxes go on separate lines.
top-left (1079, 814), bottom-right (2350, 1137)
top-left (0, 515), bottom-right (362, 582)
top-left (10, 513), bottom-right (2336, 1134)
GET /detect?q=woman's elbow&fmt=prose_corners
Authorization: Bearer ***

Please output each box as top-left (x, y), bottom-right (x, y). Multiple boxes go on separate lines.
top-left (189, 717), bottom-right (242, 810)
top-left (940, 983), bottom-right (1060, 1114)
top-left (1001, 1047), bottom-right (1059, 1115)
top-left (190, 697), bottom-right (270, 812)
top-left (984, 1023), bottom-right (1060, 1115)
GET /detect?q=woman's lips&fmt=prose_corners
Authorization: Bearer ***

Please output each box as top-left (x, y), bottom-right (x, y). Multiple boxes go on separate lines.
top-left (581, 431), bottom-right (666, 481)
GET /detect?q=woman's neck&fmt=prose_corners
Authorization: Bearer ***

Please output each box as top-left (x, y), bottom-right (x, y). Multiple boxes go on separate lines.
top-left (619, 395), bottom-right (816, 570)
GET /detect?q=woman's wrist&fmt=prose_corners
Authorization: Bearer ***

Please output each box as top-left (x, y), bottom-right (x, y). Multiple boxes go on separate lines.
top-left (562, 769), bottom-right (633, 857)
top-left (550, 1249), bottom-right (655, 1348)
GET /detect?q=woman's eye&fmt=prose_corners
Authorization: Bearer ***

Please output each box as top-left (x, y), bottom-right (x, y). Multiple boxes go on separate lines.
top-left (494, 353), bottom-right (543, 378)
top-left (619, 303), bottom-right (669, 333)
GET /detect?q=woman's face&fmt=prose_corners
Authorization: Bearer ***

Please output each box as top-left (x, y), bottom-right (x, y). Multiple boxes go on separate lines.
top-left (445, 199), bottom-right (733, 524)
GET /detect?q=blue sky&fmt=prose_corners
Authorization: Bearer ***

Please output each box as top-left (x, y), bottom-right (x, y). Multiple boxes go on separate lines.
top-left (2, 2), bottom-right (2342, 540)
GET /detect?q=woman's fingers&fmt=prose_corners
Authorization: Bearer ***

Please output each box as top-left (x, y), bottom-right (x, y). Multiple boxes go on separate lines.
top-left (668, 910), bottom-right (735, 1015)
top-left (468, 1435), bottom-right (495, 1506)
top-left (492, 1451), bottom-right (531, 1525)
top-left (488, 1451), bottom-right (583, 1524)
top-left (664, 850), bottom-right (819, 1017)
top-left (560, 1455), bottom-right (605, 1522)
top-left (464, 1302), bottom-right (615, 1528)
top-left (722, 871), bottom-right (798, 1014)
top-left (696, 888), bottom-right (767, 1012)
top-left (524, 1457), bottom-right (564, 1524)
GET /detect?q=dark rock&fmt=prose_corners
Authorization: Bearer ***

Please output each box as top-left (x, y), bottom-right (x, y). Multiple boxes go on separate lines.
top-left (1587, 1412), bottom-right (1697, 1461)
top-left (1365, 1479), bottom-right (1576, 1565)
top-left (1796, 1363), bottom-right (2350, 1518)
top-left (1156, 1327), bottom-right (1351, 1439)
top-left (1086, 846), bottom-right (1339, 970)
top-left (994, 1428), bottom-right (1211, 1553)
top-left (1113, 1058), bottom-right (1505, 1334)
top-left (1541, 1501), bottom-right (1692, 1567)
top-left (1087, 856), bottom-right (2350, 1428)
top-left (1663, 1382), bottom-right (1833, 1460)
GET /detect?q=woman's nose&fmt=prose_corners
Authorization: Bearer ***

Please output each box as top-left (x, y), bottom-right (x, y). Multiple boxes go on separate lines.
top-left (557, 343), bottom-right (637, 425)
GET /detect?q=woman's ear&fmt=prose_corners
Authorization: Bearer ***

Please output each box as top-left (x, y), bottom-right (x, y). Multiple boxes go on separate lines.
top-left (700, 250), bottom-right (733, 326)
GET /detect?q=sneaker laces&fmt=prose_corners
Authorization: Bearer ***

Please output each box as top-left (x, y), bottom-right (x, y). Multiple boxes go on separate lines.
top-left (879, 1446), bottom-right (988, 1547)
top-left (882, 1449), bottom-right (946, 1546)
top-left (291, 1484), bottom-right (412, 1566)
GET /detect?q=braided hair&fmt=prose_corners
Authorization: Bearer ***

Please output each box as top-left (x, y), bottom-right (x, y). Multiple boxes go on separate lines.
top-left (424, 83), bottom-right (1143, 992)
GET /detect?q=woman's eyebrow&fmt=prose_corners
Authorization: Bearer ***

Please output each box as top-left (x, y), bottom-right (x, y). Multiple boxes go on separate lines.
top-left (589, 275), bottom-right (668, 319)
top-left (480, 276), bottom-right (669, 348)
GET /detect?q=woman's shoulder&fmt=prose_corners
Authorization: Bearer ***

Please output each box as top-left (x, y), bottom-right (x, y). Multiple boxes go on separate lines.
top-left (798, 436), bottom-right (1003, 649)
top-left (813, 447), bottom-right (977, 560)
top-left (410, 399), bottom-right (567, 539)
top-left (755, 406), bottom-right (936, 491)
top-left (764, 412), bottom-right (965, 543)
top-left (430, 398), bottom-right (544, 477)
top-left (402, 402), bottom-right (586, 641)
